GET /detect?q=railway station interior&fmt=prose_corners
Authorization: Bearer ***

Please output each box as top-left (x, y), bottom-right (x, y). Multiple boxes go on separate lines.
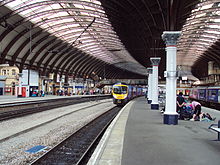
top-left (1, 0), bottom-right (220, 165)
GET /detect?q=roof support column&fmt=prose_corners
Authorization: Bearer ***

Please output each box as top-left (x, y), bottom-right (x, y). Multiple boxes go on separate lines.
top-left (147, 67), bottom-right (153, 104)
top-left (162, 31), bottom-right (181, 125)
top-left (150, 57), bottom-right (161, 110)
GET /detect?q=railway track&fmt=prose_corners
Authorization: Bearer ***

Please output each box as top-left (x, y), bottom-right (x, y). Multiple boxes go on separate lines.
top-left (30, 106), bottom-right (121, 165)
top-left (0, 95), bottom-right (111, 121)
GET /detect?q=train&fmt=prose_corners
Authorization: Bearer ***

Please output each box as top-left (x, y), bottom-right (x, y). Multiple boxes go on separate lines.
top-left (112, 82), bottom-right (144, 106)
top-left (176, 86), bottom-right (220, 109)
top-left (188, 86), bottom-right (220, 110)
top-left (176, 87), bottom-right (191, 98)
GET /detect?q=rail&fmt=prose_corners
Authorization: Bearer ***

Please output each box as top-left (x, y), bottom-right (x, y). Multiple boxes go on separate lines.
top-left (30, 106), bottom-right (121, 165)
top-left (0, 95), bottom-right (111, 121)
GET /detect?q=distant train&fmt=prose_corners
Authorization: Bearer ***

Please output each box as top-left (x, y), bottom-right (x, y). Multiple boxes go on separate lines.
top-left (189, 86), bottom-right (220, 110)
top-left (112, 83), bottom-right (144, 106)
top-left (176, 87), bottom-right (191, 98)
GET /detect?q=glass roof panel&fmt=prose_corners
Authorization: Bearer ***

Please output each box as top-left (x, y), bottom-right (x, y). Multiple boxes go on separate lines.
top-left (195, 13), bottom-right (206, 18)
top-left (212, 18), bottom-right (220, 22)
top-left (5, 0), bottom-right (20, 8)
top-left (207, 24), bottom-right (220, 28)
top-left (201, 34), bottom-right (218, 39)
top-left (204, 30), bottom-right (220, 34)
top-left (200, 4), bottom-right (213, 10)
top-left (74, 4), bottom-right (85, 9)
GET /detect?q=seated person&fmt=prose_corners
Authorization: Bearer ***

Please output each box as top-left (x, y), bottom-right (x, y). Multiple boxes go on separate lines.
top-left (189, 101), bottom-right (203, 121)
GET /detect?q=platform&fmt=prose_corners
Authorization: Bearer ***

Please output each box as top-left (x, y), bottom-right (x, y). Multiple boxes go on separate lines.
top-left (88, 97), bottom-right (220, 165)
top-left (0, 94), bottom-right (107, 104)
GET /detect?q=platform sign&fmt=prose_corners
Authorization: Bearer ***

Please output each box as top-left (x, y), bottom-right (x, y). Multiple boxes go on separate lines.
top-left (21, 70), bottom-right (28, 85)
top-left (21, 70), bottom-right (39, 86)
top-left (29, 70), bottom-right (39, 86)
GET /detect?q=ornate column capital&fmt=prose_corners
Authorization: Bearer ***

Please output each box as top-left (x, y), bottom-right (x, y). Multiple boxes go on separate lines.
top-left (150, 57), bottom-right (161, 66)
top-left (147, 67), bottom-right (153, 74)
top-left (162, 31), bottom-right (181, 46)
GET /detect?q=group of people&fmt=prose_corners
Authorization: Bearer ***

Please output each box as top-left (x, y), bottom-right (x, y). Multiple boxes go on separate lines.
top-left (176, 92), bottom-right (215, 121)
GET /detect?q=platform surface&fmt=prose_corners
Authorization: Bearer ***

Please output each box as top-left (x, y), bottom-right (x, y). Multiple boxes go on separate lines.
top-left (89, 97), bottom-right (220, 165)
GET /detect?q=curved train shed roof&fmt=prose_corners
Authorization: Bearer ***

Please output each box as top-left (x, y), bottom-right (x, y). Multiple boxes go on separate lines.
top-left (0, 0), bottom-right (219, 80)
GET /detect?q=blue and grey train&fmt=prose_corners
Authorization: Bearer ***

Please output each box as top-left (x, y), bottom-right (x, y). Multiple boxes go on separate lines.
top-left (112, 83), bottom-right (143, 106)
top-left (189, 86), bottom-right (220, 109)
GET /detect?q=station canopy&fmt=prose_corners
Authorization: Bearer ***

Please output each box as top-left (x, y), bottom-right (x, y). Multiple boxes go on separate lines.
top-left (0, 0), bottom-right (146, 79)
top-left (1, 0), bottom-right (220, 80)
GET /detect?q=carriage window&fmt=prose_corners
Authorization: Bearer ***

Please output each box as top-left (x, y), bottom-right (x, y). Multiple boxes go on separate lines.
top-left (208, 90), bottom-right (211, 95)
top-left (212, 90), bottom-right (217, 96)
top-left (199, 90), bottom-right (205, 97)
top-left (212, 92), bottom-right (216, 96)
top-left (218, 90), bottom-right (220, 103)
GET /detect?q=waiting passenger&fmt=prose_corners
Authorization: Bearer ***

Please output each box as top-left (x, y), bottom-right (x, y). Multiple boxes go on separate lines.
top-left (189, 101), bottom-right (203, 121)
top-left (177, 92), bottom-right (186, 120)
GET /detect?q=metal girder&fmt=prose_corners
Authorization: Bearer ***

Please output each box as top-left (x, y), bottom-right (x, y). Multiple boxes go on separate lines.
top-left (48, 47), bottom-right (73, 73)
top-left (36, 41), bottom-right (63, 69)
top-left (1, 28), bottom-right (29, 63)
top-left (58, 50), bottom-right (81, 76)
top-left (12, 29), bottom-right (44, 64)
top-left (82, 61), bottom-right (105, 75)
top-left (66, 52), bottom-right (91, 75)
top-left (21, 34), bottom-right (56, 65)
top-left (29, 38), bottom-right (57, 66)
top-left (73, 56), bottom-right (99, 76)
top-left (96, 63), bottom-right (114, 79)
top-left (205, 48), bottom-right (220, 64)
top-left (63, 52), bottom-right (85, 74)
top-left (82, 60), bottom-right (106, 78)
top-left (42, 44), bottom-right (70, 74)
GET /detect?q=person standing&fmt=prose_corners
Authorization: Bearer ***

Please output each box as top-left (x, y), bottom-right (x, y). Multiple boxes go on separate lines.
top-left (177, 92), bottom-right (186, 120)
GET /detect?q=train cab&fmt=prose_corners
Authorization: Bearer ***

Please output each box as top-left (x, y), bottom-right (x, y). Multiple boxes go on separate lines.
top-left (112, 83), bottom-right (129, 105)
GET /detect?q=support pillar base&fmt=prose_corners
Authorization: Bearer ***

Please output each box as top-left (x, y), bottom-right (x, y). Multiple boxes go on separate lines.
top-left (151, 104), bottom-right (159, 110)
top-left (163, 114), bottom-right (178, 125)
top-left (147, 100), bottom-right (152, 104)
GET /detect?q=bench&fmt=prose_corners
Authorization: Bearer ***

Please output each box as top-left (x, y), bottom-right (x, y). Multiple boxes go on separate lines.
top-left (209, 121), bottom-right (220, 141)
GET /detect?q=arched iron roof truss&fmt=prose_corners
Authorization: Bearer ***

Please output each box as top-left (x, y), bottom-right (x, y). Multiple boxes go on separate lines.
top-left (0, 0), bottom-right (147, 80)
top-left (4, 0), bottom-right (220, 80)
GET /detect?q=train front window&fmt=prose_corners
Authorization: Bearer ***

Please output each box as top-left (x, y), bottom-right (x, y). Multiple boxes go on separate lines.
top-left (113, 86), bottom-right (127, 94)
